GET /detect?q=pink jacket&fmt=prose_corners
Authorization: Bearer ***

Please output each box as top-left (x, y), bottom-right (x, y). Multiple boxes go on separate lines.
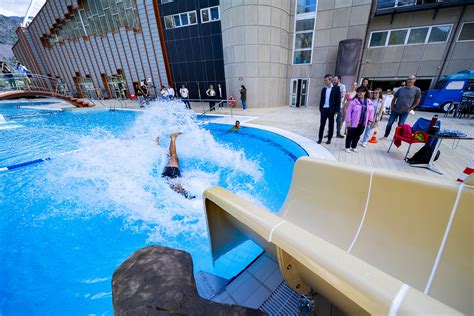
top-left (346, 98), bottom-right (375, 128)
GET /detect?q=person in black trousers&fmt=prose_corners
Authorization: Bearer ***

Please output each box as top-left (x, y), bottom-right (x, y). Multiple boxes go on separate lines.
top-left (318, 74), bottom-right (341, 144)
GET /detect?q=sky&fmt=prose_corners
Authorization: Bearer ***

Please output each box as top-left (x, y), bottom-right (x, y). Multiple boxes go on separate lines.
top-left (0, 0), bottom-right (43, 18)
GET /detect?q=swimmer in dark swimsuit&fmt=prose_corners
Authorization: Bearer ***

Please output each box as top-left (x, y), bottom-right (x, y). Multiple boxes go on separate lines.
top-left (158, 132), bottom-right (195, 199)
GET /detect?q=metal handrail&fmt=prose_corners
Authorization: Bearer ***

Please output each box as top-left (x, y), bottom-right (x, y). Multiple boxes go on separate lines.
top-left (201, 99), bottom-right (228, 115)
top-left (158, 97), bottom-right (236, 116)
top-left (0, 73), bottom-right (69, 97)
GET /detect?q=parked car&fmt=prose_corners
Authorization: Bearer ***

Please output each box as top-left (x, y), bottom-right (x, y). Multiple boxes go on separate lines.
top-left (419, 70), bottom-right (474, 112)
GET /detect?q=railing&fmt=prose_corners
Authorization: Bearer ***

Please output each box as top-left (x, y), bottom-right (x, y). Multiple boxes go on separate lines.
top-left (0, 73), bottom-right (70, 97)
top-left (108, 98), bottom-right (128, 110)
top-left (183, 98), bottom-right (234, 116)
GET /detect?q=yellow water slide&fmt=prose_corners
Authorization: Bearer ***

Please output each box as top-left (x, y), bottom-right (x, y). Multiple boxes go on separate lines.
top-left (203, 157), bottom-right (473, 315)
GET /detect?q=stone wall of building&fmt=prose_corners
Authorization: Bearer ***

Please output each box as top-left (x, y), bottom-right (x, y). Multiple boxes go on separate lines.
top-left (13, 0), bottom-right (169, 97)
top-left (360, 5), bottom-right (473, 86)
top-left (289, 0), bottom-right (371, 107)
top-left (220, 0), bottom-right (291, 108)
top-left (443, 5), bottom-right (474, 77)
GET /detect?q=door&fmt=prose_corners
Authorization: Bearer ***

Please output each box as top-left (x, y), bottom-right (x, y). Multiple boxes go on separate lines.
top-left (289, 79), bottom-right (309, 107)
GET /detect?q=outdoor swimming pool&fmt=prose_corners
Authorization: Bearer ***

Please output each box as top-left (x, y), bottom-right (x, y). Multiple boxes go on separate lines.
top-left (0, 101), bottom-right (308, 314)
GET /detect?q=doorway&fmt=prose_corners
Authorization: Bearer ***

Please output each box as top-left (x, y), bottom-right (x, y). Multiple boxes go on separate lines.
top-left (107, 75), bottom-right (129, 99)
top-left (290, 79), bottom-right (309, 107)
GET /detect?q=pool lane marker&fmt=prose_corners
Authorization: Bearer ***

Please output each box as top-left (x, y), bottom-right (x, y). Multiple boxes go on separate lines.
top-left (0, 158), bottom-right (51, 172)
top-left (0, 133), bottom-right (155, 172)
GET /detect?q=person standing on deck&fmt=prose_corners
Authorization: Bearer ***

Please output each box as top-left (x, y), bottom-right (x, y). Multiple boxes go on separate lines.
top-left (381, 75), bottom-right (421, 139)
top-left (317, 74), bottom-right (341, 145)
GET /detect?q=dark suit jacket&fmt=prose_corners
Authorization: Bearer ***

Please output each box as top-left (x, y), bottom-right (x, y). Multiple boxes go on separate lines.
top-left (319, 85), bottom-right (341, 113)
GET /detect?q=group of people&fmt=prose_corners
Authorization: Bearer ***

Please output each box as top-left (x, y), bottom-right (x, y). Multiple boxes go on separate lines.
top-left (156, 83), bottom-right (247, 113)
top-left (318, 74), bottom-right (421, 152)
top-left (157, 84), bottom-right (191, 109)
top-left (160, 85), bottom-right (175, 100)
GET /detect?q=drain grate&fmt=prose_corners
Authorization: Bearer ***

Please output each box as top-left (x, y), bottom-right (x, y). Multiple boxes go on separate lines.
top-left (259, 281), bottom-right (300, 316)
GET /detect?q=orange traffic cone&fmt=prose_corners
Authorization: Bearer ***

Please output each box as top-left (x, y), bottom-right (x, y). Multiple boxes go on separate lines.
top-left (368, 131), bottom-right (378, 144)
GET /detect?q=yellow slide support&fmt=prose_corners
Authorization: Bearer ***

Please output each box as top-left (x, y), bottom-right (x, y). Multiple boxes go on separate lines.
top-left (203, 157), bottom-right (473, 315)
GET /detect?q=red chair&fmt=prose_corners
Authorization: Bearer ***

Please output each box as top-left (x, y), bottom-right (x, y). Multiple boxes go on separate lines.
top-left (387, 124), bottom-right (429, 160)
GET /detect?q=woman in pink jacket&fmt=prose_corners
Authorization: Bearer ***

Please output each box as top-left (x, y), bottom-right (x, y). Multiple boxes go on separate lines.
top-left (345, 86), bottom-right (375, 153)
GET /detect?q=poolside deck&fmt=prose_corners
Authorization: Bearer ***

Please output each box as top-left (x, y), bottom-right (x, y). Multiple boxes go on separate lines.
top-left (207, 106), bottom-right (473, 183)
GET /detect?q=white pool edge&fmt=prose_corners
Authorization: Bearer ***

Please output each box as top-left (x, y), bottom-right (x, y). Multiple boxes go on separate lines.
top-left (242, 122), bottom-right (336, 161)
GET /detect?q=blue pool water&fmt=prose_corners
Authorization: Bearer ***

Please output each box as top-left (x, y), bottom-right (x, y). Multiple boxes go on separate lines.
top-left (0, 100), bottom-right (63, 118)
top-left (0, 102), bottom-right (307, 314)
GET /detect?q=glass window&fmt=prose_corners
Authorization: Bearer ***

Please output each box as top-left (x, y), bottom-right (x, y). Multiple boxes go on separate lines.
top-left (297, 0), bottom-right (316, 14)
top-left (296, 18), bottom-right (314, 32)
top-left (293, 50), bottom-right (312, 64)
top-left (445, 81), bottom-right (465, 90)
top-left (210, 7), bottom-right (219, 20)
top-left (388, 29), bottom-right (408, 45)
top-left (201, 9), bottom-right (209, 22)
top-left (295, 33), bottom-right (313, 49)
top-left (369, 31), bottom-right (388, 47)
top-left (161, 0), bottom-right (173, 3)
top-left (434, 79), bottom-right (447, 89)
top-left (174, 15), bottom-right (181, 27)
top-left (407, 27), bottom-right (428, 44)
top-left (377, 0), bottom-right (396, 9)
top-left (189, 12), bottom-right (197, 24)
top-left (397, 0), bottom-right (414, 7)
top-left (181, 13), bottom-right (188, 26)
top-left (164, 16), bottom-right (173, 29)
top-left (458, 22), bottom-right (474, 42)
top-left (428, 25), bottom-right (451, 43)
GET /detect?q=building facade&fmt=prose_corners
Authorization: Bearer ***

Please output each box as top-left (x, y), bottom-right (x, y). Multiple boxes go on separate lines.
top-left (13, 0), bottom-right (474, 109)
top-left (159, 0), bottom-right (226, 100)
top-left (13, 0), bottom-right (170, 99)
top-left (361, 1), bottom-right (474, 92)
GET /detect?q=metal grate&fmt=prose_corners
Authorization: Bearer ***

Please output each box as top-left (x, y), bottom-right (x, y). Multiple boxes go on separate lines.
top-left (259, 281), bottom-right (300, 316)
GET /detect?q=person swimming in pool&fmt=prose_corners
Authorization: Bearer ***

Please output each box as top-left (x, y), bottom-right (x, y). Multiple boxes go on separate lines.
top-left (230, 120), bottom-right (240, 132)
top-left (157, 132), bottom-right (195, 199)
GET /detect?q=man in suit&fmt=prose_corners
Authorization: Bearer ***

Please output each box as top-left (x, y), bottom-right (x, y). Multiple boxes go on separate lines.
top-left (318, 74), bottom-right (341, 144)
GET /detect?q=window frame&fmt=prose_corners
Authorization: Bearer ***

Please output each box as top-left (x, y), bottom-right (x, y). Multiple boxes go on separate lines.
top-left (291, 2), bottom-right (318, 65)
top-left (368, 23), bottom-right (453, 48)
top-left (457, 21), bottom-right (474, 42)
top-left (369, 30), bottom-right (389, 47)
top-left (426, 24), bottom-right (452, 44)
top-left (296, 0), bottom-right (317, 15)
top-left (200, 6), bottom-right (220, 24)
top-left (406, 26), bottom-right (430, 45)
top-left (164, 10), bottom-right (198, 30)
top-left (387, 28), bottom-right (409, 46)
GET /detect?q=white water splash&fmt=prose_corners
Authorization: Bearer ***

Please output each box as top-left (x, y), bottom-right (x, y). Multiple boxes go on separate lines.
top-left (41, 100), bottom-right (263, 243)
